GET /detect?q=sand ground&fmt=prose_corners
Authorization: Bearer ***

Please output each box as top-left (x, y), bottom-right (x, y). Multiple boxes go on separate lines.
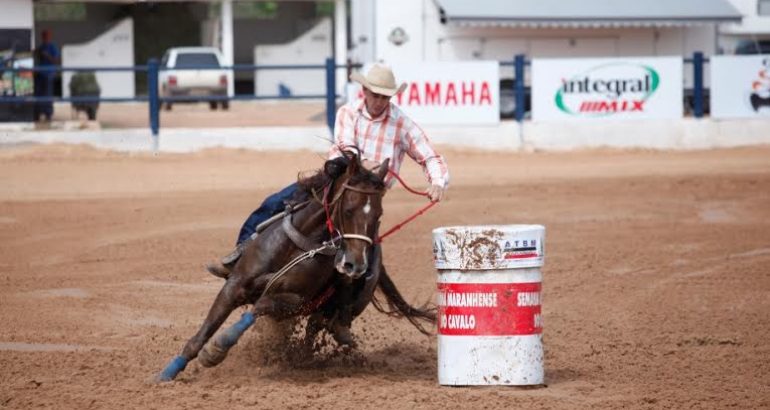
top-left (0, 144), bottom-right (768, 409)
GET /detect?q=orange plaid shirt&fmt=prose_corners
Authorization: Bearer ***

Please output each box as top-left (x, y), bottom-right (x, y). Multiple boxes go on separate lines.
top-left (328, 99), bottom-right (450, 188)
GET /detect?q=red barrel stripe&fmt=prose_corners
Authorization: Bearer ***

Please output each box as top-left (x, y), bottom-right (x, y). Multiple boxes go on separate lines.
top-left (437, 282), bottom-right (542, 336)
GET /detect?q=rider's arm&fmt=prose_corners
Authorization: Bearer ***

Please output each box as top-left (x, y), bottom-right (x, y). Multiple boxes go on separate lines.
top-left (401, 119), bottom-right (450, 200)
top-left (328, 104), bottom-right (357, 159)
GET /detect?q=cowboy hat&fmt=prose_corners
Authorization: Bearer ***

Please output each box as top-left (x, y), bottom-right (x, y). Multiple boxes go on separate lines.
top-left (350, 64), bottom-right (407, 97)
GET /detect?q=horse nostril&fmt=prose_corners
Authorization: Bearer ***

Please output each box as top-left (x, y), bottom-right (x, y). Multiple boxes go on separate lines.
top-left (343, 262), bottom-right (355, 273)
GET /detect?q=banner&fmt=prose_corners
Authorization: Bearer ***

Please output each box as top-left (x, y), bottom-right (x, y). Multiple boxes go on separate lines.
top-left (347, 61), bottom-right (499, 125)
top-left (711, 55), bottom-right (770, 118)
top-left (532, 57), bottom-right (682, 121)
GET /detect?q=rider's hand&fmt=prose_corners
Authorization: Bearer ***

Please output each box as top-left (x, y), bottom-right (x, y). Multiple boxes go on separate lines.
top-left (426, 184), bottom-right (445, 202)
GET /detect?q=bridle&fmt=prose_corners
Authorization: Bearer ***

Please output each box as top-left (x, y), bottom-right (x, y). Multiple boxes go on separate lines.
top-left (319, 177), bottom-right (383, 249)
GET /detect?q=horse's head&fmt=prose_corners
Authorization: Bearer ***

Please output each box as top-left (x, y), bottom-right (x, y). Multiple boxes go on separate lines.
top-left (326, 155), bottom-right (389, 280)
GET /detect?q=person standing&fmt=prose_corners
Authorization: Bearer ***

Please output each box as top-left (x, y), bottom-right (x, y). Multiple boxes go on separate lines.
top-left (34, 29), bottom-right (60, 121)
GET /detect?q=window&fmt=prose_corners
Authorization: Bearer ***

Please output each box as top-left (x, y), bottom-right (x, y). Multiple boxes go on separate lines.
top-left (759, 0), bottom-right (770, 16)
top-left (175, 53), bottom-right (220, 68)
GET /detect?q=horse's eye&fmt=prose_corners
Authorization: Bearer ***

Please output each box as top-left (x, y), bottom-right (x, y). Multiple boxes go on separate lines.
top-left (344, 209), bottom-right (354, 217)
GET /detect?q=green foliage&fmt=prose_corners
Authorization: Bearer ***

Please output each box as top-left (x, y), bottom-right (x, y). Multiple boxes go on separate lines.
top-left (69, 72), bottom-right (100, 96)
top-left (35, 3), bottom-right (87, 21)
top-left (234, 1), bottom-right (279, 20)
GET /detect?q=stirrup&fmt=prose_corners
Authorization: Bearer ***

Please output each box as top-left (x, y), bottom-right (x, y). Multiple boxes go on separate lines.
top-left (221, 232), bottom-right (257, 265)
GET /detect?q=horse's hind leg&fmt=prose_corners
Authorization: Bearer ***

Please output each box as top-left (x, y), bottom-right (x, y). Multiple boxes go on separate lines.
top-left (157, 274), bottom-right (260, 381)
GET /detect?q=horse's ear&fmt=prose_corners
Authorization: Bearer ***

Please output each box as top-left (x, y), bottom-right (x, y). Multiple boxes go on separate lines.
top-left (377, 158), bottom-right (390, 181)
top-left (324, 156), bottom-right (349, 178)
top-left (346, 154), bottom-right (361, 176)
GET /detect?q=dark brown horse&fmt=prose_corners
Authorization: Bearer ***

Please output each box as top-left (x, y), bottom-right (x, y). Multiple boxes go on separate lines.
top-left (157, 153), bottom-right (435, 381)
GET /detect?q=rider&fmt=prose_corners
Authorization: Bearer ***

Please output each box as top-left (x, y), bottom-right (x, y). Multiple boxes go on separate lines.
top-left (207, 63), bottom-right (449, 344)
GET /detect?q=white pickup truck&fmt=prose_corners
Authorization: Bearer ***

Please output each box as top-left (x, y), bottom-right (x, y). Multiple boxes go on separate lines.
top-left (159, 47), bottom-right (229, 111)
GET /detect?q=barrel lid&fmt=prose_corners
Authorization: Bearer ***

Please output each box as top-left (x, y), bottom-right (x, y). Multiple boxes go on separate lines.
top-left (432, 225), bottom-right (545, 270)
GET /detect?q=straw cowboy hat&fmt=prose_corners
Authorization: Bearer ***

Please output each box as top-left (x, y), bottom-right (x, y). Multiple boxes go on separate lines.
top-left (350, 64), bottom-right (407, 97)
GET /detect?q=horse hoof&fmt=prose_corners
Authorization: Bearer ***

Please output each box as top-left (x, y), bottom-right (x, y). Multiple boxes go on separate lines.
top-left (198, 341), bottom-right (228, 368)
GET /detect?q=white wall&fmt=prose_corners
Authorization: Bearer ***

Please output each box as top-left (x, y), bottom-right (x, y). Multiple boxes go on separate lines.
top-left (254, 18), bottom-right (331, 97)
top-left (723, 0), bottom-right (770, 34)
top-left (362, 0), bottom-right (718, 72)
top-left (61, 18), bottom-right (135, 98)
top-left (0, 0), bottom-right (33, 29)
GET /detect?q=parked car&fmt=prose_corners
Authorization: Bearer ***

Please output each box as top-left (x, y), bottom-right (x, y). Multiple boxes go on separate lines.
top-left (159, 47), bottom-right (229, 111)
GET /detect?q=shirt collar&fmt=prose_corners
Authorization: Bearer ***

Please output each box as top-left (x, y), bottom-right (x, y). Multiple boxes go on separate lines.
top-left (356, 99), bottom-right (391, 122)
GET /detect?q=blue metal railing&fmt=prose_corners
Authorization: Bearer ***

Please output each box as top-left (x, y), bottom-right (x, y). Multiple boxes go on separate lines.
top-left (0, 58), bottom-right (346, 136)
top-left (1, 54), bottom-right (713, 134)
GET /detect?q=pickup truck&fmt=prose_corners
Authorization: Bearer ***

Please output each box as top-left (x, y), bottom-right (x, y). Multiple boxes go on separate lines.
top-left (159, 47), bottom-right (229, 111)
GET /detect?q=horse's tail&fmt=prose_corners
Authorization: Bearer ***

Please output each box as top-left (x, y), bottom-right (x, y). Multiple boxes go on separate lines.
top-left (371, 269), bottom-right (436, 336)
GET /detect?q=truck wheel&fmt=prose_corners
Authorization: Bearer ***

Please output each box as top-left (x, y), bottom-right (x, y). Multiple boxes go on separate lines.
top-left (209, 101), bottom-right (218, 110)
top-left (220, 101), bottom-right (229, 110)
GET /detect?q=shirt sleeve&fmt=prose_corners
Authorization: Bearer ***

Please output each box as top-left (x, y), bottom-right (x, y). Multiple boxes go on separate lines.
top-left (401, 119), bottom-right (450, 188)
top-left (328, 104), bottom-right (357, 159)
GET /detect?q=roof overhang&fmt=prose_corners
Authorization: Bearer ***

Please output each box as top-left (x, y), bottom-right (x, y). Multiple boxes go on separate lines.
top-left (436, 0), bottom-right (743, 28)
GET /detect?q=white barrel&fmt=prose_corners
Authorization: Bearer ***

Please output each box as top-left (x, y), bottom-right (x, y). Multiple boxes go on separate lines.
top-left (433, 224), bottom-right (545, 386)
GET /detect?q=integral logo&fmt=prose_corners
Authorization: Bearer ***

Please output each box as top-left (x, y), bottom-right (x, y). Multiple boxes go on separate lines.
top-left (555, 63), bottom-right (660, 117)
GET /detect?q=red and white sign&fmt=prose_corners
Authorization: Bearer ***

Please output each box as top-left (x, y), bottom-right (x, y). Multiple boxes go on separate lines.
top-left (347, 61), bottom-right (500, 125)
top-left (437, 282), bottom-right (542, 336)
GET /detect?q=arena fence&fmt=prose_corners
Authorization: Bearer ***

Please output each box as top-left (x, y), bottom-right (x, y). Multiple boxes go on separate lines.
top-left (0, 54), bottom-right (710, 135)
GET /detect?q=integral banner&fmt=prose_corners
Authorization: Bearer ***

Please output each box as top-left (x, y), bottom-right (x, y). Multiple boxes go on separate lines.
top-left (532, 57), bottom-right (683, 121)
top-left (711, 55), bottom-right (770, 118)
top-left (346, 61), bottom-right (500, 125)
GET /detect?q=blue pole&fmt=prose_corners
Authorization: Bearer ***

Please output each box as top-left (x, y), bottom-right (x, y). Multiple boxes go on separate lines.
top-left (147, 58), bottom-right (160, 137)
top-left (325, 57), bottom-right (336, 133)
top-left (693, 52), bottom-right (704, 119)
top-left (514, 54), bottom-right (526, 122)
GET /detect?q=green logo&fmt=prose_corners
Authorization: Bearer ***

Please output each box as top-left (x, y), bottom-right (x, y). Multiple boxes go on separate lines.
top-left (555, 63), bottom-right (660, 117)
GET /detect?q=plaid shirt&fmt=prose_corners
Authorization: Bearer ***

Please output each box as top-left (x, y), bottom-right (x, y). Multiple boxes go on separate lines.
top-left (328, 99), bottom-right (450, 188)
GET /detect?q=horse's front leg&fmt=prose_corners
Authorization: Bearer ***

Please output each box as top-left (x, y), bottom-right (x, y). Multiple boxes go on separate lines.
top-left (157, 272), bottom-right (264, 381)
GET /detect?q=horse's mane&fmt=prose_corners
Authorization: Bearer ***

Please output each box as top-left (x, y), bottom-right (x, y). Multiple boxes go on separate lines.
top-left (295, 150), bottom-right (385, 198)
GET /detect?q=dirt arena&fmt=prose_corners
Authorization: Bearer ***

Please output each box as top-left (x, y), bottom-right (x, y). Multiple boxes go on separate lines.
top-left (0, 143), bottom-right (768, 409)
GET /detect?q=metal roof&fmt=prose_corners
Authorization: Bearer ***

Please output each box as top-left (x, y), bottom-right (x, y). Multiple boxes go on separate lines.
top-left (435, 0), bottom-right (743, 28)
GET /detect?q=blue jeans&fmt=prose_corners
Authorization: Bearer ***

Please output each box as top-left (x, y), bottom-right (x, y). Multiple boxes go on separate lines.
top-left (237, 182), bottom-right (301, 245)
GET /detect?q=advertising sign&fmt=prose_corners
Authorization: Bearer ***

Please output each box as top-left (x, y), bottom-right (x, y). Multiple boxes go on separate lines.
top-left (347, 61), bottom-right (499, 125)
top-left (711, 55), bottom-right (770, 118)
top-left (532, 57), bottom-right (683, 121)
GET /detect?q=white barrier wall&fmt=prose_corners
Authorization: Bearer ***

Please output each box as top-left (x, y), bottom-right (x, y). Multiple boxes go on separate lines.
top-left (532, 57), bottom-right (683, 121)
top-left (711, 55), bottom-right (770, 118)
top-left (347, 61), bottom-right (500, 125)
top-left (254, 18), bottom-right (331, 97)
top-left (61, 18), bottom-right (135, 98)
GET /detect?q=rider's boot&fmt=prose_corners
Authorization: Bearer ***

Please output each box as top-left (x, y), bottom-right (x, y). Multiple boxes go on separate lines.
top-left (206, 234), bottom-right (256, 279)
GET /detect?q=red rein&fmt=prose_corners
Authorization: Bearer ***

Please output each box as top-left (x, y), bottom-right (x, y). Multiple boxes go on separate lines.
top-left (375, 169), bottom-right (437, 244)
top-left (323, 168), bottom-right (437, 244)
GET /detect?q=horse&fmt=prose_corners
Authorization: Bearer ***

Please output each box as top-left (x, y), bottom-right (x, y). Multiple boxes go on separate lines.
top-left (157, 152), bottom-right (436, 381)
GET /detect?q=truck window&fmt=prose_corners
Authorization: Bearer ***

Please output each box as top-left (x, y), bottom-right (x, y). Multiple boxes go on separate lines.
top-left (175, 53), bottom-right (220, 68)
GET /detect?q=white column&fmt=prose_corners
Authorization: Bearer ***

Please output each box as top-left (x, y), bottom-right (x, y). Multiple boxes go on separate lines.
top-left (334, 0), bottom-right (348, 96)
top-left (221, 0), bottom-right (235, 96)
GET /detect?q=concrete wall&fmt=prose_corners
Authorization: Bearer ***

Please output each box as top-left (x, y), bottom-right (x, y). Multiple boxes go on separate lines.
top-left (61, 19), bottom-right (135, 98)
top-left (1, 0), bottom-right (33, 30)
top-left (253, 18), bottom-right (331, 97)
top-left (2, 118), bottom-right (767, 153)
